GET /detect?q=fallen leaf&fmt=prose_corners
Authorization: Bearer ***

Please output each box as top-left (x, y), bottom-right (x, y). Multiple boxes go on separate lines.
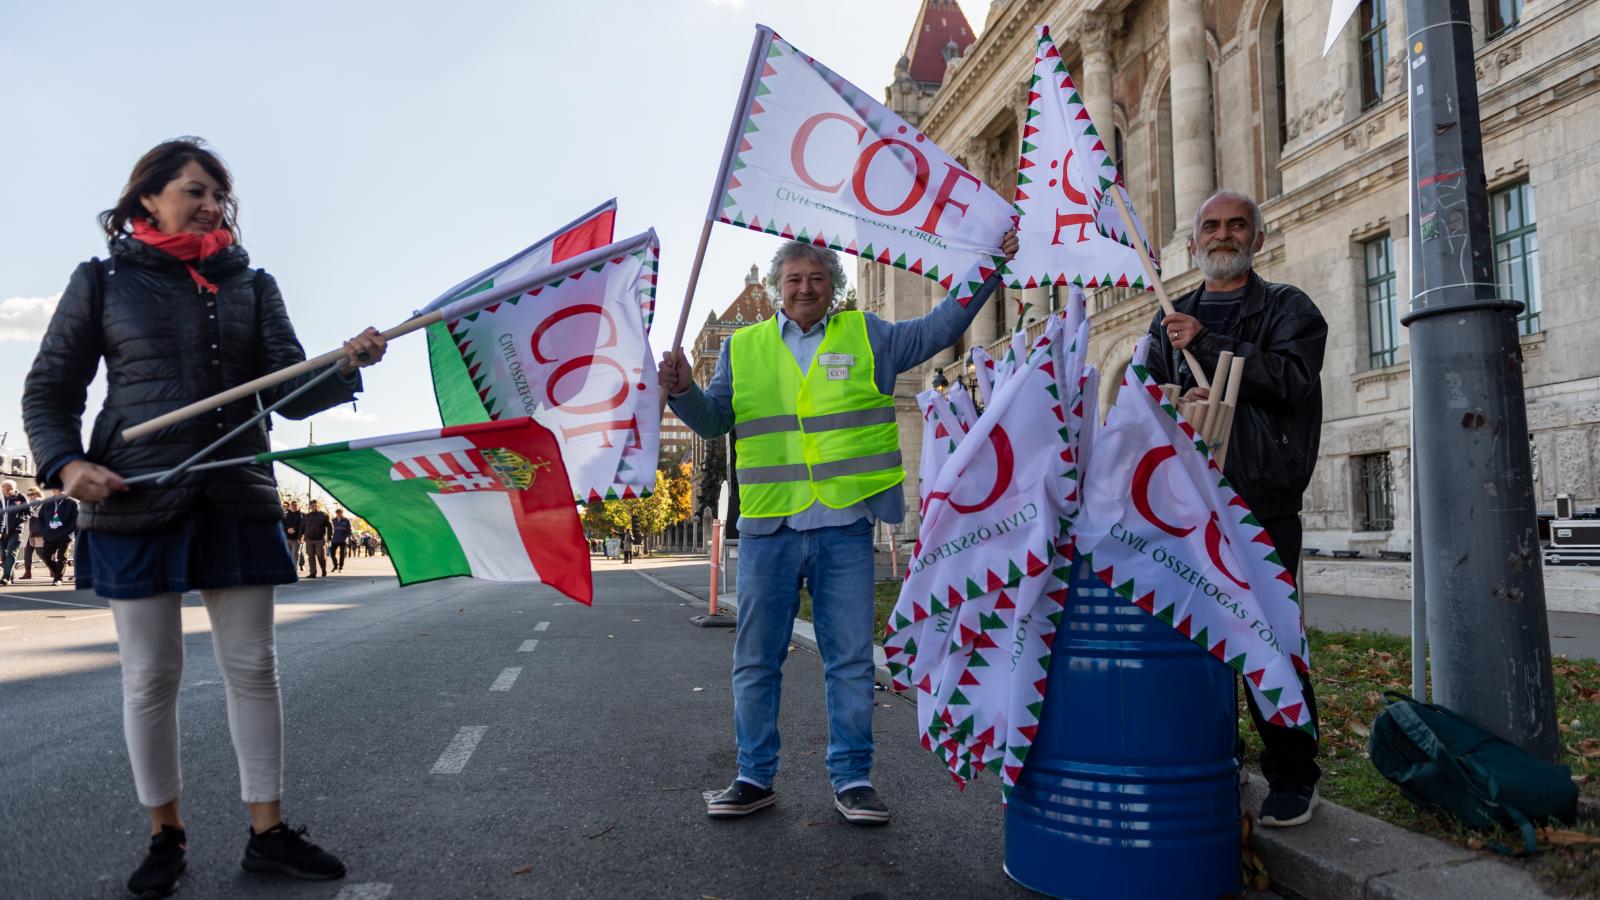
top-left (1346, 717), bottom-right (1372, 739)
top-left (1467, 836), bottom-right (1484, 850)
top-left (1580, 738), bottom-right (1600, 758)
top-left (512, 864), bottom-right (533, 876)
top-left (1365, 691), bottom-right (1382, 710)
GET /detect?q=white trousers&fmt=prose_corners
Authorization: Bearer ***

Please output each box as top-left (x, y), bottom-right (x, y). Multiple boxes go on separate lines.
top-left (109, 586), bottom-right (283, 806)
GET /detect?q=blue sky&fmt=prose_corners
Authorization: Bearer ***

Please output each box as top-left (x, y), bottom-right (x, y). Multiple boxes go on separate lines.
top-left (0, 0), bottom-right (989, 472)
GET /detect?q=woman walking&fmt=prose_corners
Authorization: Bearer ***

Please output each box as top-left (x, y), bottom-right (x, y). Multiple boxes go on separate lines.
top-left (22, 138), bottom-right (387, 898)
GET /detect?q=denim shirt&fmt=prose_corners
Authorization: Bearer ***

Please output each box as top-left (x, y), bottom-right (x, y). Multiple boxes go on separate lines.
top-left (669, 273), bottom-right (1002, 535)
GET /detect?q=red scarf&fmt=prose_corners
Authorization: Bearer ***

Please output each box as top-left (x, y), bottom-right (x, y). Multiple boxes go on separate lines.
top-left (130, 219), bottom-right (235, 293)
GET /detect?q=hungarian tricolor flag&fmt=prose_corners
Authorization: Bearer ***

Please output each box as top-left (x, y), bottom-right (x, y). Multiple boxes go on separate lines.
top-left (1008, 25), bottom-right (1155, 292)
top-left (422, 200), bottom-right (618, 426)
top-left (271, 417), bottom-right (591, 603)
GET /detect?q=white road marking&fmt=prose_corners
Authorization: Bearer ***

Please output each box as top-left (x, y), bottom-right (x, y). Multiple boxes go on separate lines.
top-left (0, 625), bottom-right (18, 632)
top-left (4, 594), bottom-right (107, 610)
top-left (430, 726), bottom-right (488, 774)
top-left (70, 612), bottom-right (112, 620)
top-left (489, 667), bottom-right (522, 691)
top-left (633, 570), bottom-right (701, 604)
top-left (518, 639), bottom-right (540, 652)
top-left (335, 882), bottom-right (394, 900)
top-left (534, 621), bottom-right (550, 632)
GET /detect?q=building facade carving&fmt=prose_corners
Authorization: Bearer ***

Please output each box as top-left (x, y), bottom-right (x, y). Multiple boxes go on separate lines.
top-left (856, 0), bottom-right (1600, 559)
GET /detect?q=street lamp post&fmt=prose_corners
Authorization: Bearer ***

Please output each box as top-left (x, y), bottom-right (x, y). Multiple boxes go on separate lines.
top-left (1401, 0), bottom-right (1558, 760)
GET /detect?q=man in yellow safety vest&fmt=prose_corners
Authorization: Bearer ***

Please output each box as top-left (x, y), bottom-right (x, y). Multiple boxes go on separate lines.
top-left (658, 232), bottom-right (1017, 825)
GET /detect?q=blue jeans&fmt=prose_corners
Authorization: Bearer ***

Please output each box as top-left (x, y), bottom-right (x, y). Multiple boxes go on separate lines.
top-left (733, 519), bottom-right (877, 792)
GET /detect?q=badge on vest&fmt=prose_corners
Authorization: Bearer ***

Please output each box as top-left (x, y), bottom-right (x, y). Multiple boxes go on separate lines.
top-left (827, 366), bottom-right (850, 381)
top-left (817, 353), bottom-right (856, 368)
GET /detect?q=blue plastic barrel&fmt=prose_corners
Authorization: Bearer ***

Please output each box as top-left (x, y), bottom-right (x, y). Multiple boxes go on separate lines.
top-left (1004, 561), bottom-right (1240, 899)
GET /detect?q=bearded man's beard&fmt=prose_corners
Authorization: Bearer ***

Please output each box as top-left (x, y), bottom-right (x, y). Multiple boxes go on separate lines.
top-left (1197, 240), bottom-right (1255, 282)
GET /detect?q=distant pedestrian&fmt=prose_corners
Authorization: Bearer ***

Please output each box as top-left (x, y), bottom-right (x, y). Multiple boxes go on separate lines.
top-left (22, 137), bottom-right (389, 896)
top-left (282, 499), bottom-right (304, 570)
top-left (1, 480), bottom-right (26, 585)
top-left (33, 489), bottom-right (77, 585)
top-left (302, 500), bottom-right (330, 578)
top-left (329, 508), bottom-right (351, 572)
top-left (20, 487), bottom-right (46, 580)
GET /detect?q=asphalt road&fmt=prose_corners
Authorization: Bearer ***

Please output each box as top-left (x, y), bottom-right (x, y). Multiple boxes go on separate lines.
top-left (1, 555), bottom-right (1048, 900)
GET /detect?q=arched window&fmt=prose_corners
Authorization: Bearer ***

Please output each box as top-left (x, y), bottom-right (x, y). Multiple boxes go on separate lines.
top-left (1261, 2), bottom-right (1287, 197)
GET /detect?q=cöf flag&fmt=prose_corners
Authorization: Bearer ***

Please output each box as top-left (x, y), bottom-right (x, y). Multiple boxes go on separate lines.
top-left (435, 231), bottom-right (662, 503)
top-left (885, 306), bottom-right (1095, 798)
top-left (1073, 337), bottom-right (1313, 731)
top-left (1008, 25), bottom-right (1156, 292)
top-left (273, 417), bottom-right (591, 603)
top-left (423, 200), bottom-right (618, 427)
top-left (711, 25), bottom-right (1015, 306)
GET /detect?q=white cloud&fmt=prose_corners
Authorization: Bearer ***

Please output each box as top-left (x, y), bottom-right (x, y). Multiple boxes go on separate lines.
top-left (323, 405), bottom-right (379, 424)
top-left (0, 293), bottom-right (61, 342)
top-left (703, 0), bottom-right (745, 8)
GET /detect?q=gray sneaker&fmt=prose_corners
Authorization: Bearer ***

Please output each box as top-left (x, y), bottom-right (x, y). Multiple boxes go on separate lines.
top-left (703, 780), bottom-right (776, 818)
top-left (834, 786), bottom-right (891, 826)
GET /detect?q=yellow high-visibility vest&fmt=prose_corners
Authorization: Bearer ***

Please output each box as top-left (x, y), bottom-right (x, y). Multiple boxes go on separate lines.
top-left (729, 311), bottom-right (904, 517)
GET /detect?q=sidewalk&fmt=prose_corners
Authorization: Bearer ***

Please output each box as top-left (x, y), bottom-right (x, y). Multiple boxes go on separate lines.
top-left (638, 561), bottom-right (1573, 899)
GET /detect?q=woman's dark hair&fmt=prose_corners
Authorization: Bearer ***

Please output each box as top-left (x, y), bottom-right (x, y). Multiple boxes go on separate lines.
top-left (99, 137), bottom-right (240, 240)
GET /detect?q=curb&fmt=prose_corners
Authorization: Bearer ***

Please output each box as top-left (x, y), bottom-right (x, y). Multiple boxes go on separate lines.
top-left (1241, 775), bottom-right (1556, 899)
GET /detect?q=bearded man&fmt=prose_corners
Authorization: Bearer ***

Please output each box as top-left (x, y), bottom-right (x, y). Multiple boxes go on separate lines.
top-left (1145, 190), bottom-right (1328, 828)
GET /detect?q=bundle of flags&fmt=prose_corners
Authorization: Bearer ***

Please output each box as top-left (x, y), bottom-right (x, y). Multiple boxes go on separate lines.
top-left (880, 23), bottom-right (1311, 796)
top-left (884, 299), bottom-right (1096, 797)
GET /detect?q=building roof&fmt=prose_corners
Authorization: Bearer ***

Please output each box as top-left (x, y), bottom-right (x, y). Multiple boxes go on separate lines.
top-left (707, 264), bottom-right (772, 328)
top-left (902, 0), bottom-right (975, 86)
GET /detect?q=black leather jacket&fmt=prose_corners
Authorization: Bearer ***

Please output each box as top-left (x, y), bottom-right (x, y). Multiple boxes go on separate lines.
top-left (23, 237), bottom-right (361, 534)
top-left (1144, 271), bottom-right (1327, 519)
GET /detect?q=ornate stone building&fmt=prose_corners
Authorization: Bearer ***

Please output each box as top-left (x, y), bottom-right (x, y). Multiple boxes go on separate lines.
top-left (861, 0), bottom-right (1600, 567)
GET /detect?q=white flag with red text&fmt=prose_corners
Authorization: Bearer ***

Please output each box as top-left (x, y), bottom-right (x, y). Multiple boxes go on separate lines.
top-left (1008, 26), bottom-right (1156, 292)
top-left (436, 231), bottom-right (662, 503)
top-left (885, 305), bottom-right (1095, 798)
top-left (712, 26), bottom-right (1016, 306)
top-left (1073, 337), bottom-right (1313, 731)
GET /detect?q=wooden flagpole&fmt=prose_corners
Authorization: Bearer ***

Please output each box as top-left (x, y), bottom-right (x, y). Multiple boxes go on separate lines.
top-left (1105, 185), bottom-right (1210, 391)
top-left (121, 310), bottom-right (444, 442)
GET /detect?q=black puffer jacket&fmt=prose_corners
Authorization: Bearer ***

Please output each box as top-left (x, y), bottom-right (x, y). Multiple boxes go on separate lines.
top-left (1144, 271), bottom-right (1327, 519)
top-left (23, 237), bottom-right (361, 534)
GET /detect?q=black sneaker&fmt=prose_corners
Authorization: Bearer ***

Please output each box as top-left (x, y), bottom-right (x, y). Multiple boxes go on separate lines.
top-left (703, 780), bottom-right (776, 818)
top-left (127, 825), bottom-right (186, 899)
top-left (1259, 785), bottom-right (1319, 827)
top-left (241, 822), bottom-right (346, 880)
top-left (834, 786), bottom-right (891, 826)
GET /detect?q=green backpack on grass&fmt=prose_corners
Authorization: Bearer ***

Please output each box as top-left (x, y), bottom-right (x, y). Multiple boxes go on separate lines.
top-left (1368, 691), bottom-right (1578, 854)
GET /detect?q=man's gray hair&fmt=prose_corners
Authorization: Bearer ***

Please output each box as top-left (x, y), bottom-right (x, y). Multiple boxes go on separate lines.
top-left (1192, 190), bottom-right (1264, 240)
top-left (766, 241), bottom-right (847, 301)
top-left (1, 480), bottom-right (14, 491)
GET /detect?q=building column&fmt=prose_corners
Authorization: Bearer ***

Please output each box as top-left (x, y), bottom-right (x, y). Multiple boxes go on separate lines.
top-left (1076, 14), bottom-right (1119, 144)
top-left (1167, 0), bottom-right (1214, 236)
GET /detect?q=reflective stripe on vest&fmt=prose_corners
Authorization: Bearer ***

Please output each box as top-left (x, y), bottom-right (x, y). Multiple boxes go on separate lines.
top-left (729, 311), bottom-right (904, 517)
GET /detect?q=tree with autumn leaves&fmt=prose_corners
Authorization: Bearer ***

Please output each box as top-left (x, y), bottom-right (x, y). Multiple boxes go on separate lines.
top-left (582, 463), bottom-right (694, 547)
